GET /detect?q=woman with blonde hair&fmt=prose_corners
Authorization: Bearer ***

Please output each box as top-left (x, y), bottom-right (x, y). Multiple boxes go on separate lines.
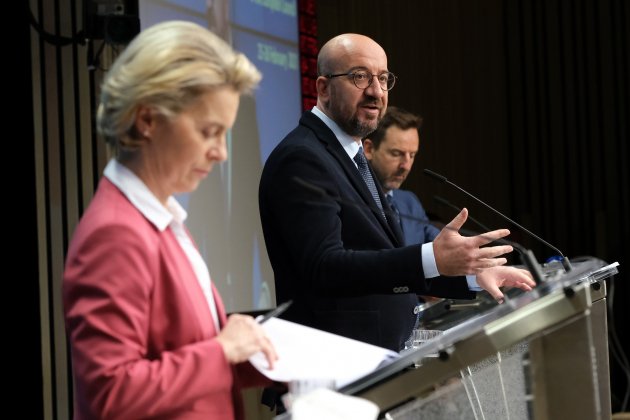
top-left (63, 21), bottom-right (276, 419)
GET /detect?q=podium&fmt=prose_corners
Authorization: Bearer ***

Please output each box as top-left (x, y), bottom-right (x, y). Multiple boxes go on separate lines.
top-left (338, 257), bottom-right (618, 420)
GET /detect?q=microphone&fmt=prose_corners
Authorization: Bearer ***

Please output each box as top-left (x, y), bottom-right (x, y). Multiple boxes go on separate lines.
top-left (293, 176), bottom-right (546, 285)
top-left (424, 169), bottom-right (572, 273)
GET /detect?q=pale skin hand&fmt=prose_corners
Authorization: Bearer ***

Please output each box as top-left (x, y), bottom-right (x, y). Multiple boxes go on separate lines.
top-left (433, 208), bottom-right (514, 276)
top-left (216, 314), bottom-right (278, 369)
top-left (476, 266), bottom-right (536, 303)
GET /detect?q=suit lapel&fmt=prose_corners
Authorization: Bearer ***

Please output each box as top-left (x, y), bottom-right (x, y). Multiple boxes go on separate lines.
top-left (300, 112), bottom-right (403, 247)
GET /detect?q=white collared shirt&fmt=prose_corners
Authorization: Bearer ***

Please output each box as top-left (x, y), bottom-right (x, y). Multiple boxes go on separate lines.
top-left (104, 159), bottom-right (221, 331)
top-left (311, 106), bottom-right (361, 168)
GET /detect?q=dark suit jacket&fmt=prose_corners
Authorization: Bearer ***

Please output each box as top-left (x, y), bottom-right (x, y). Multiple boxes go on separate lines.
top-left (391, 189), bottom-right (441, 246)
top-left (259, 111), bottom-right (474, 351)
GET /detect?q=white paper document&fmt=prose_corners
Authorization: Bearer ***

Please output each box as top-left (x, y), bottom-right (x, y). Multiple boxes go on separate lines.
top-left (249, 318), bottom-right (399, 388)
top-left (292, 388), bottom-right (379, 420)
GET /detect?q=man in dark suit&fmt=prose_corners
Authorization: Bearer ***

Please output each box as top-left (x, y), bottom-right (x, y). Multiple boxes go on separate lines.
top-left (363, 106), bottom-right (439, 247)
top-left (258, 33), bottom-right (534, 351)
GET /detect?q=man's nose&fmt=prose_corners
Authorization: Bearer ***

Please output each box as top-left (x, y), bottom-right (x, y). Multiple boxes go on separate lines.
top-left (400, 155), bottom-right (413, 170)
top-left (364, 76), bottom-right (386, 98)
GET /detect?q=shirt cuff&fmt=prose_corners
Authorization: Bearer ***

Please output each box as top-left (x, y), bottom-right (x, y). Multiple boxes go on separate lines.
top-left (423, 242), bottom-right (482, 292)
top-left (421, 242), bottom-right (440, 278)
top-left (466, 275), bottom-right (482, 291)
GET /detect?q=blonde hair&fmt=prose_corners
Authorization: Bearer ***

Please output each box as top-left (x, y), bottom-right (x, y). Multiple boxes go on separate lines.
top-left (97, 20), bottom-right (261, 155)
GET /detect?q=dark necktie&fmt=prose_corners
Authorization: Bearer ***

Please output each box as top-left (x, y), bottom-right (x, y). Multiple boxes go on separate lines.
top-left (354, 147), bottom-right (385, 219)
top-left (386, 194), bottom-right (402, 229)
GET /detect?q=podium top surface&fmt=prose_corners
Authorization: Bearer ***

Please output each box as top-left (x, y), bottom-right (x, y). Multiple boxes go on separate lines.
top-left (339, 257), bottom-right (618, 396)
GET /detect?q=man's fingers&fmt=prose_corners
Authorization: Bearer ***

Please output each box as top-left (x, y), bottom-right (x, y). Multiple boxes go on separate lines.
top-left (522, 274), bottom-right (536, 288)
top-left (473, 257), bottom-right (508, 272)
top-left (484, 283), bottom-right (505, 303)
top-left (444, 208), bottom-right (468, 232)
top-left (476, 245), bottom-right (513, 259)
top-left (507, 268), bottom-right (536, 289)
top-left (472, 229), bottom-right (511, 246)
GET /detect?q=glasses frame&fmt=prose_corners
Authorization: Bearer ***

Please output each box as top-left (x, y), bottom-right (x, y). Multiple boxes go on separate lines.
top-left (324, 71), bottom-right (397, 91)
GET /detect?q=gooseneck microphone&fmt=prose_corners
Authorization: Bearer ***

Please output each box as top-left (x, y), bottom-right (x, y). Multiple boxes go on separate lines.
top-left (424, 169), bottom-right (572, 273)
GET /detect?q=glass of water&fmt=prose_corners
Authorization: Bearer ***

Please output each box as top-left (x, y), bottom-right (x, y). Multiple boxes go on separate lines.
top-left (411, 329), bottom-right (443, 366)
top-left (412, 329), bottom-right (443, 349)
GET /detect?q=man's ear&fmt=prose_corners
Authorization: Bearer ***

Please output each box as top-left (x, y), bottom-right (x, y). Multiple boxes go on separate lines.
top-left (315, 76), bottom-right (330, 100)
top-left (363, 138), bottom-right (375, 159)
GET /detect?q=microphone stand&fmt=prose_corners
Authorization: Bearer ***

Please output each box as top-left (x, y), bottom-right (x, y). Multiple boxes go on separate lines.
top-left (424, 169), bottom-right (572, 273)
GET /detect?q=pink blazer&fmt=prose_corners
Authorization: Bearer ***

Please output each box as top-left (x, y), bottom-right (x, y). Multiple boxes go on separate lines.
top-left (63, 178), bottom-right (269, 419)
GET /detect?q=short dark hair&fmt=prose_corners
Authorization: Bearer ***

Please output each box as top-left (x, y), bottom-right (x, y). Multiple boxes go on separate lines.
top-left (367, 106), bottom-right (423, 148)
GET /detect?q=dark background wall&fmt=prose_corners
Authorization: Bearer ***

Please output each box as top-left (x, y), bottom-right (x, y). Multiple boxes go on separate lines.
top-left (316, 0), bottom-right (628, 412)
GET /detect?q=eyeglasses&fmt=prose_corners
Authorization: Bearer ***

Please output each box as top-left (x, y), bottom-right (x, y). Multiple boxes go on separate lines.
top-left (325, 71), bottom-right (397, 91)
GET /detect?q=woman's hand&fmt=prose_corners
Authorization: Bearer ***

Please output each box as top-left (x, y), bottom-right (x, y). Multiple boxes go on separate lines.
top-left (216, 314), bottom-right (278, 369)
